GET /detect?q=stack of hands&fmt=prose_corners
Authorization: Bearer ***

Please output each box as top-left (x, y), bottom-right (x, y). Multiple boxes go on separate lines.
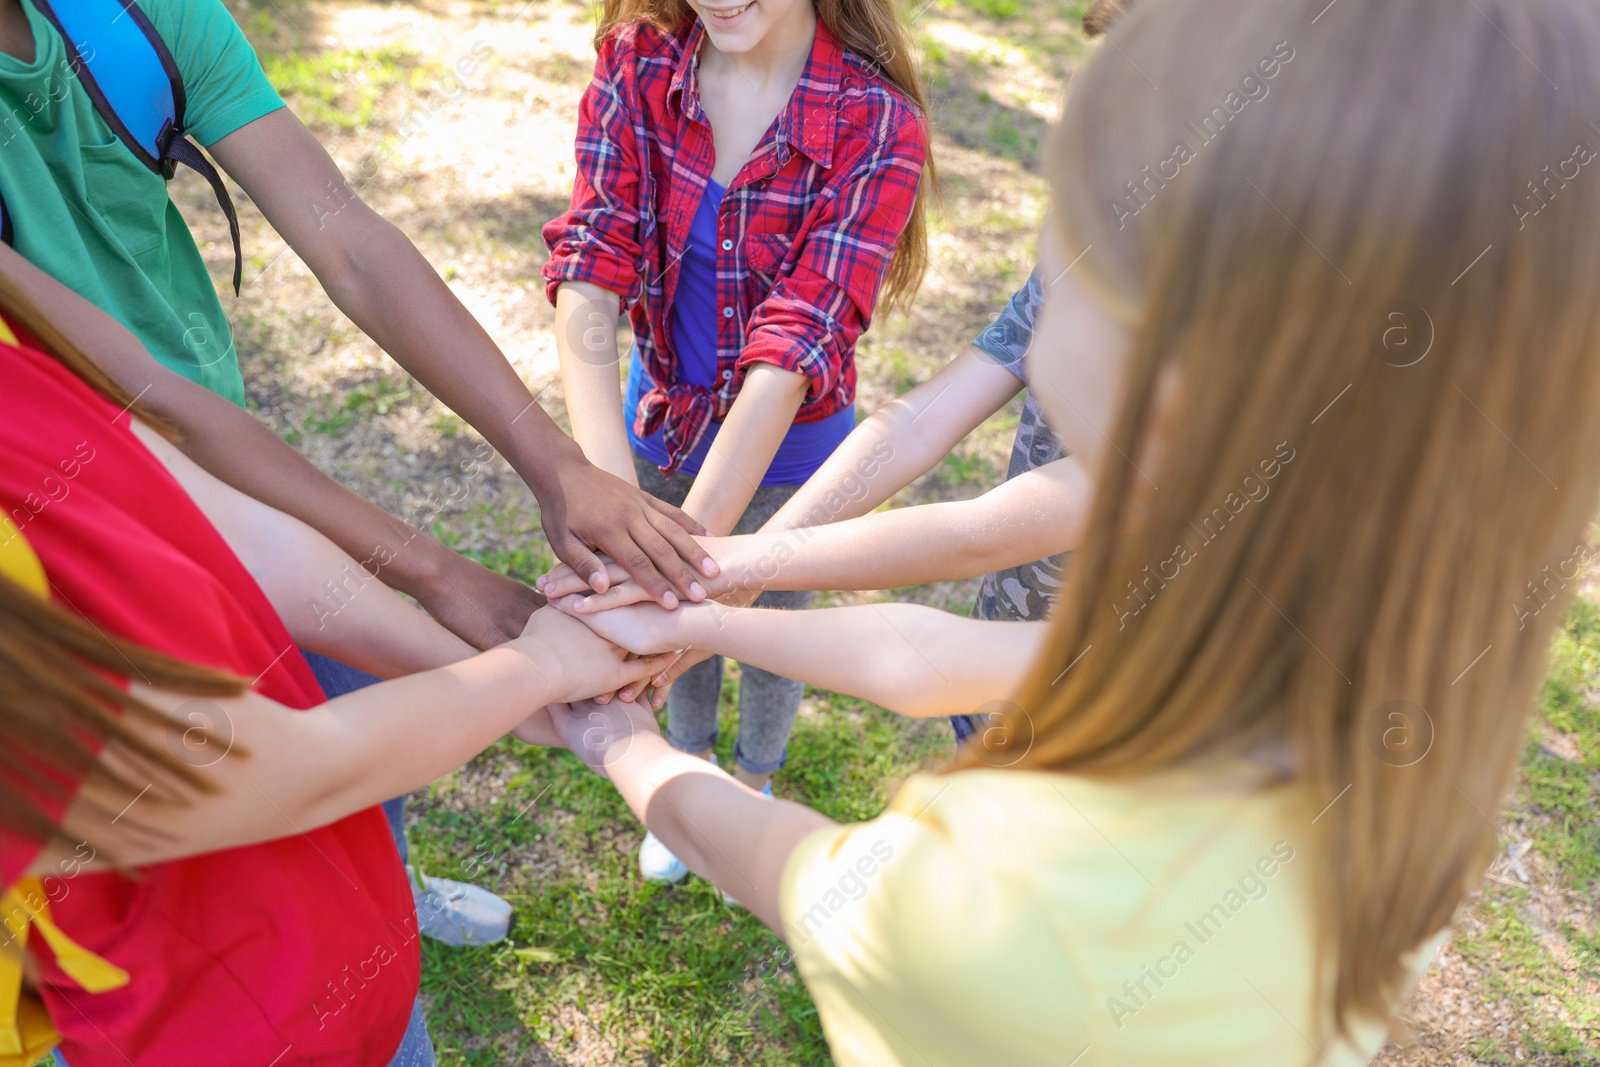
top-left (506, 536), bottom-right (760, 775)
top-left (532, 535), bottom-right (766, 707)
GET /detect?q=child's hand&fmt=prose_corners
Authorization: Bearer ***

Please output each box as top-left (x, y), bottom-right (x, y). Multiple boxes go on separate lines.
top-left (536, 554), bottom-right (637, 600)
top-left (552, 594), bottom-right (706, 656)
top-left (414, 549), bottom-right (547, 648)
top-left (547, 698), bottom-right (662, 776)
top-left (536, 536), bottom-right (756, 609)
top-left (510, 606), bottom-right (676, 706)
top-left (510, 704), bottom-right (563, 746)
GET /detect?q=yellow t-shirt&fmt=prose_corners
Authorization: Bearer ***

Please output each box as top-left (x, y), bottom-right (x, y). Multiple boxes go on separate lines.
top-left (780, 766), bottom-right (1429, 1067)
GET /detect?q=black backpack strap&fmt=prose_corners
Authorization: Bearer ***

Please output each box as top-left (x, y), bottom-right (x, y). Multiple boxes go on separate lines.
top-left (34, 0), bottom-right (244, 294)
top-left (164, 138), bottom-right (243, 295)
top-left (0, 188), bottom-right (11, 247)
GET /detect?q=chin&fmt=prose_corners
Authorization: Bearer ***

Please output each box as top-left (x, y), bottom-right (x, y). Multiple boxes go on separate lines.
top-left (697, 0), bottom-right (765, 48)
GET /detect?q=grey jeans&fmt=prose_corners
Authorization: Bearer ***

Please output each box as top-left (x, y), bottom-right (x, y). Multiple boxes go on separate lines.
top-left (634, 455), bottom-right (812, 775)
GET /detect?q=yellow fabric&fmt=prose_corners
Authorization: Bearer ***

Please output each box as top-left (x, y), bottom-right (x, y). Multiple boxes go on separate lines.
top-left (0, 877), bottom-right (132, 1066)
top-left (780, 767), bottom-right (1433, 1067)
top-left (0, 524), bottom-right (127, 1064)
top-left (0, 516), bottom-right (48, 599)
top-left (0, 317), bottom-right (17, 346)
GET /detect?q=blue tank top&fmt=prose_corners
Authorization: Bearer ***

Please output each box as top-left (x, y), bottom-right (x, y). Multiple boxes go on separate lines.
top-left (626, 179), bottom-right (854, 485)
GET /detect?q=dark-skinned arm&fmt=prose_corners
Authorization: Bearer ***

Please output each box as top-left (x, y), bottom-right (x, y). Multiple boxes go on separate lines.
top-left (206, 108), bottom-right (716, 608)
top-left (0, 242), bottom-right (540, 648)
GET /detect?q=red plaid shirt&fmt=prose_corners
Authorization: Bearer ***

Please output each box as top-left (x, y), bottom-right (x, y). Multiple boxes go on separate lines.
top-left (542, 19), bottom-right (928, 473)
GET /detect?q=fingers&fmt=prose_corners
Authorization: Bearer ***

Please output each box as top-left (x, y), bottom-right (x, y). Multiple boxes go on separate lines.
top-left (642, 673), bottom-right (674, 710)
top-left (572, 582), bottom-right (655, 613)
top-left (553, 535), bottom-right (612, 597)
top-left (633, 647), bottom-right (706, 709)
top-left (534, 562), bottom-right (583, 596)
top-left (635, 651), bottom-right (676, 683)
top-left (645, 504), bottom-right (719, 583)
top-left (615, 672), bottom-right (650, 704)
top-left (590, 520), bottom-right (689, 609)
top-left (536, 560), bottom-right (629, 598)
top-left (645, 495), bottom-right (710, 540)
top-left (606, 516), bottom-right (711, 609)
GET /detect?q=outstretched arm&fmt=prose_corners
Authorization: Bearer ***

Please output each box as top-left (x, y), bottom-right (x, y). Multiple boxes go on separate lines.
top-left (131, 421), bottom-right (477, 679)
top-left (545, 456), bottom-right (1089, 604)
top-left (206, 108), bottom-right (716, 608)
top-left (549, 699), bottom-right (832, 933)
top-left (0, 243), bottom-right (541, 650)
top-left (557, 597), bottom-right (1047, 719)
top-left (29, 610), bottom-right (673, 874)
top-left (761, 346), bottom-right (1025, 529)
top-left (705, 456), bottom-right (1088, 592)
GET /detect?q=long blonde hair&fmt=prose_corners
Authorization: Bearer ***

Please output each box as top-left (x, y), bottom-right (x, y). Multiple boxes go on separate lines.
top-left (595, 0), bottom-right (932, 312)
top-left (964, 0), bottom-right (1600, 1039)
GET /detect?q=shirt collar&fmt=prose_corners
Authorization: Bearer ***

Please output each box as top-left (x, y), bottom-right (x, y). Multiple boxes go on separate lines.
top-left (669, 18), bottom-right (844, 170)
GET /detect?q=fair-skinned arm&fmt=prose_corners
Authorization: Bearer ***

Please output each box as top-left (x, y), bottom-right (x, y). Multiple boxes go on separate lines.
top-left (554, 281), bottom-right (641, 483)
top-left (205, 108), bottom-right (716, 608)
top-left (129, 421), bottom-right (477, 679)
top-left (542, 456), bottom-right (1089, 605)
top-left (26, 611), bottom-right (672, 875)
top-left (680, 364), bottom-right (809, 535)
top-left (548, 698), bottom-right (831, 932)
top-left (554, 596), bottom-right (1047, 720)
top-left (761, 347), bottom-right (1025, 528)
top-left (0, 242), bottom-right (541, 650)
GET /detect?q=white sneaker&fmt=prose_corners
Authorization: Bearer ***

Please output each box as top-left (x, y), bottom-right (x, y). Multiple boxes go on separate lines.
top-left (639, 830), bottom-right (689, 884)
top-left (409, 865), bottom-right (512, 946)
top-left (723, 780), bottom-right (774, 909)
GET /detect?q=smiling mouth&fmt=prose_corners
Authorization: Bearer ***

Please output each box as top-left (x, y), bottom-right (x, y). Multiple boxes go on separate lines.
top-left (705, 2), bottom-right (753, 20)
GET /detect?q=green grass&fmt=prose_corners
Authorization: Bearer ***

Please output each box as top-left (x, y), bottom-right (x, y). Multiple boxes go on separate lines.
top-left (303, 376), bottom-right (415, 434)
top-left (219, 1), bottom-right (1598, 1060)
top-left (451, 536), bottom-right (555, 588)
top-left (1455, 890), bottom-right (1600, 1063)
top-left (1449, 596), bottom-right (1600, 1063)
top-left (260, 47), bottom-right (426, 129)
top-left (1522, 596), bottom-right (1600, 891)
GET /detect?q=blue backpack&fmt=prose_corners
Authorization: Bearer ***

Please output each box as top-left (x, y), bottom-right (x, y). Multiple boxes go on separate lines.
top-left (0, 0), bottom-right (244, 293)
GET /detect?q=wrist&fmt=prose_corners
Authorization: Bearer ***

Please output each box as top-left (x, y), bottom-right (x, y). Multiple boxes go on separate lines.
top-left (509, 423), bottom-right (589, 497)
top-left (380, 526), bottom-right (453, 598)
top-left (504, 628), bottom-right (569, 703)
top-left (713, 535), bottom-right (769, 596)
top-left (684, 600), bottom-right (737, 649)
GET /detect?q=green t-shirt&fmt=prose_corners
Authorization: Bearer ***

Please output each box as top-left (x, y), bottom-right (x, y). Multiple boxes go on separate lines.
top-left (0, 0), bottom-right (285, 404)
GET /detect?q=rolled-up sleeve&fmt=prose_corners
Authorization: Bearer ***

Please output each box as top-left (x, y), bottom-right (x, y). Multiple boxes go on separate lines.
top-left (541, 35), bottom-right (648, 310)
top-left (737, 105), bottom-right (928, 416)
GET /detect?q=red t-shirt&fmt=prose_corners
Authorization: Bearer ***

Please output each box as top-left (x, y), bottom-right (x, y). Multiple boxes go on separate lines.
top-left (0, 329), bottom-right (418, 1065)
